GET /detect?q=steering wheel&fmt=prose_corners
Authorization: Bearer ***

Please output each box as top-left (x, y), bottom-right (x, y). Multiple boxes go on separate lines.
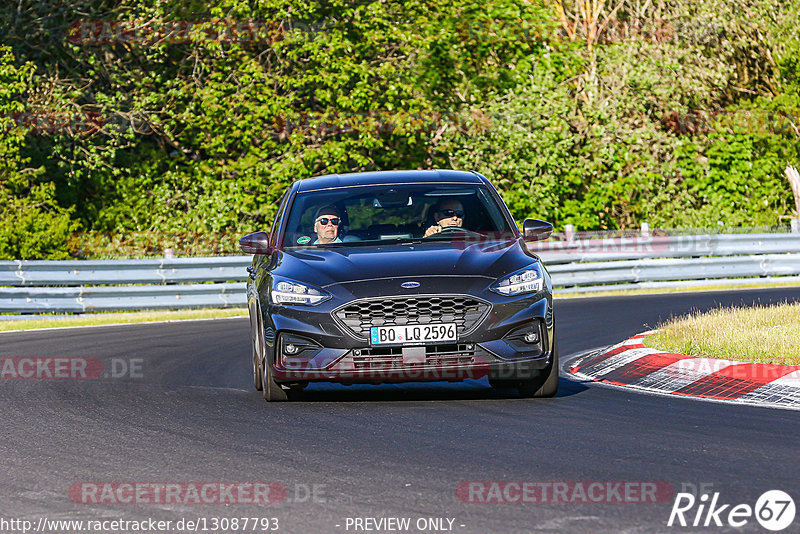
top-left (425, 225), bottom-right (480, 237)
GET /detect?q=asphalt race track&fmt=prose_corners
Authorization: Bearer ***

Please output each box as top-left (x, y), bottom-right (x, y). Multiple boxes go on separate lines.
top-left (2, 287), bottom-right (800, 533)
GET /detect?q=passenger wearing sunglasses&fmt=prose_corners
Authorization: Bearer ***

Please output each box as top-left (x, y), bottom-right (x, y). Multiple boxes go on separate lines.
top-left (423, 199), bottom-right (465, 237)
top-left (313, 205), bottom-right (343, 244)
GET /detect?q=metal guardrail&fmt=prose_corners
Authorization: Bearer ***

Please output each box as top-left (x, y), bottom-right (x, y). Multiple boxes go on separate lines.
top-left (1, 232), bottom-right (799, 314)
top-left (0, 283), bottom-right (246, 313)
top-left (533, 233), bottom-right (800, 264)
top-left (0, 257), bottom-right (248, 286)
top-left (548, 254), bottom-right (800, 289)
top-left (555, 276), bottom-right (800, 294)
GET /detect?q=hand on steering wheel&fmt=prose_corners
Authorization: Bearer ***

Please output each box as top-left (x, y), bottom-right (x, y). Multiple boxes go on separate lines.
top-left (423, 225), bottom-right (475, 237)
top-left (437, 225), bottom-right (466, 233)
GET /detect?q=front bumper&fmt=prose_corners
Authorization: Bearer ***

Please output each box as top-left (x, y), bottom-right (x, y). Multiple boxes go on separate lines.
top-left (262, 286), bottom-right (554, 384)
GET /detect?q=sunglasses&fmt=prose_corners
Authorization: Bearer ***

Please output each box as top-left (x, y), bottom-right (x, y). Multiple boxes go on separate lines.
top-left (316, 217), bottom-right (341, 226)
top-left (437, 209), bottom-right (464, 218)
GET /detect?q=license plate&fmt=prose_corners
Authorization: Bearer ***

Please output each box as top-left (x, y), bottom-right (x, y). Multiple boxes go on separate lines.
top-left (370, 323), bottom-right (457, 345)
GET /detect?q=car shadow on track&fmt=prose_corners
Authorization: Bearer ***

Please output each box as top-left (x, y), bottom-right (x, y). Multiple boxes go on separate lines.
top-left (253, 377), bottom-right (588, 403)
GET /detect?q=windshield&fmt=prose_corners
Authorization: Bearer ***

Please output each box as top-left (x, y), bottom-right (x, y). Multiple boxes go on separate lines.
top-left (281, 184), bottom-right (514, 247)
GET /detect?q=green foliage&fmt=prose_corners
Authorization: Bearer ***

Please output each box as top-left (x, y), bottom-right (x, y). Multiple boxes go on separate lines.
top-left (445, 0), bottom-right (799, 229)
top-left (0, 183), bottom-right (79, 260)
top-left (0, 45), bottom-right (78, 260)
top-left (0, 0), bottom-right (799, 258)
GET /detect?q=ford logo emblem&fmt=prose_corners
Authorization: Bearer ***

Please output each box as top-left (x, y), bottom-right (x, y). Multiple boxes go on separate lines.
top-left (400, 281), bottom-right (421, 289)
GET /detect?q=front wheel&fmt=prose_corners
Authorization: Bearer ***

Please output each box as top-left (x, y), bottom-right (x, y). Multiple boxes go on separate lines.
top-left (261, 354), bottom-right (289, 402)
top-left (252, 337), bottom-right (263, 391)
top-left (260, 360), bottom-right (305, 402)
top-left (258, 338), bottom-right (305, 402)
top-left (252, 313), bottom-right (290, 401)
top-left (517, 329), bottom-right (559, 398)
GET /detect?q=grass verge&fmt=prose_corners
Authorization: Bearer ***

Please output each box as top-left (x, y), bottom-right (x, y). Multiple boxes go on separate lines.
top-left (0, 308), bottom-right (248, 332)
top-left (644, 302), bottom-right (800, 365)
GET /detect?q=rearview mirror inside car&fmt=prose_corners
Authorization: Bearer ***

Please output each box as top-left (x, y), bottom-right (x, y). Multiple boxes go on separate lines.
top-left (522, 219), bottom-right (553, 241)
top-left (373, 189), bottom-right (412, 208)
top-left (239, 231), bottom-right (272, 254)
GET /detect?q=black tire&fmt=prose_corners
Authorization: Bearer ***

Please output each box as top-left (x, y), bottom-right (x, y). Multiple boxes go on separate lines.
top-left (517, 329), bottom-right (559, 398)
top-left (261, 353), bottom-right (289, 402)
top-left (252, 337), bottom-right (263, 391)
top-left (260, 358), bottom-right (305, 402)
top-left (251, 305), bottom-right (263, 390)
top-left (252, 309), bottom-right (289, 401)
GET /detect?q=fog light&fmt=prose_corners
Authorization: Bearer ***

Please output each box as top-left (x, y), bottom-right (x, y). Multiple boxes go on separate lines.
top-left (524, 332), bottom-right (539, 344)
top-left (284, 344), bottom-right (299, 355)
top-left (353, 349), bottom-right (361, 356)
top-left (466, 344), bottom-right (475, 350)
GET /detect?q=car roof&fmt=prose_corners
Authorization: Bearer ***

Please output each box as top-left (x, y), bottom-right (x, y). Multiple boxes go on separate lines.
top-left (296, 169), bottom-right (483, 192)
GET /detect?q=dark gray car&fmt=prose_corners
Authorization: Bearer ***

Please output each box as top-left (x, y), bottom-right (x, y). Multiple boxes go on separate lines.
top-left (239, 170), bottom-right (556, 401)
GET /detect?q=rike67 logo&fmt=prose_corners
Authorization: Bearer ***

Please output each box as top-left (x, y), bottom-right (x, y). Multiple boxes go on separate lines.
top-left (668, 490), bottom-right (795, 531)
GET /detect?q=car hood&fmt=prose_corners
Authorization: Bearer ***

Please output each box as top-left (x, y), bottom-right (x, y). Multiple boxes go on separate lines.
top-left (273, 239), bottom-right (538, 287)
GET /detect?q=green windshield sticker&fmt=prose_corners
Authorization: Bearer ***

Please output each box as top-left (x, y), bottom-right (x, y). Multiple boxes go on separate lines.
top-left (297, 236), bottom-right (311, 244)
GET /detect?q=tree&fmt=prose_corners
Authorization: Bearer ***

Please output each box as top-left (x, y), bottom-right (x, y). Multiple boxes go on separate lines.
top-left (0, 46), bottom-right (78, 259)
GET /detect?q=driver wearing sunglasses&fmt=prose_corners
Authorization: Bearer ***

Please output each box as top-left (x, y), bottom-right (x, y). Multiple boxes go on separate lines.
top-left (423, 199), bottom-right (465, 237)
top-left (313, 205), bottom-right (343, 244)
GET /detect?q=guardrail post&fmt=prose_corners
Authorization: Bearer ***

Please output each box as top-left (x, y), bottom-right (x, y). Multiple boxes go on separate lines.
top-left (785, 165), bottom-right (800, 227)
top-left (640, 222), bottom-right (650, 238)
top-left (565, 224), bottom-right (575, 242)
top-left (792, 219), bottom-right (799, 233)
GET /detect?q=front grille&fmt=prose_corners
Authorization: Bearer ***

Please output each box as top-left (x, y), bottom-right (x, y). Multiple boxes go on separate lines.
top-left (348, 344), bottom-right (488, 370)
top-left (334, 295), bottom-right (490, 340)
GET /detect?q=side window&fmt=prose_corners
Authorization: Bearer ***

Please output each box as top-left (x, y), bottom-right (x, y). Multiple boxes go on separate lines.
top-left (269, 189), bottom-right (291, 247)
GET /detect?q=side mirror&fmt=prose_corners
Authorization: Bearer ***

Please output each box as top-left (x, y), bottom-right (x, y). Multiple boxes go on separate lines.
top-left (522, 219), bottom-right (553, 241)
top-left (239, 231), bottom-right (272, 254)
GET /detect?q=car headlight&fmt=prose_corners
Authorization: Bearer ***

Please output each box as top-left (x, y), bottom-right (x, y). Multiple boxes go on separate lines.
top-left (270, 277), bottom-right (331, 305)
top-left (491, 266), bottom-right (543, 296)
